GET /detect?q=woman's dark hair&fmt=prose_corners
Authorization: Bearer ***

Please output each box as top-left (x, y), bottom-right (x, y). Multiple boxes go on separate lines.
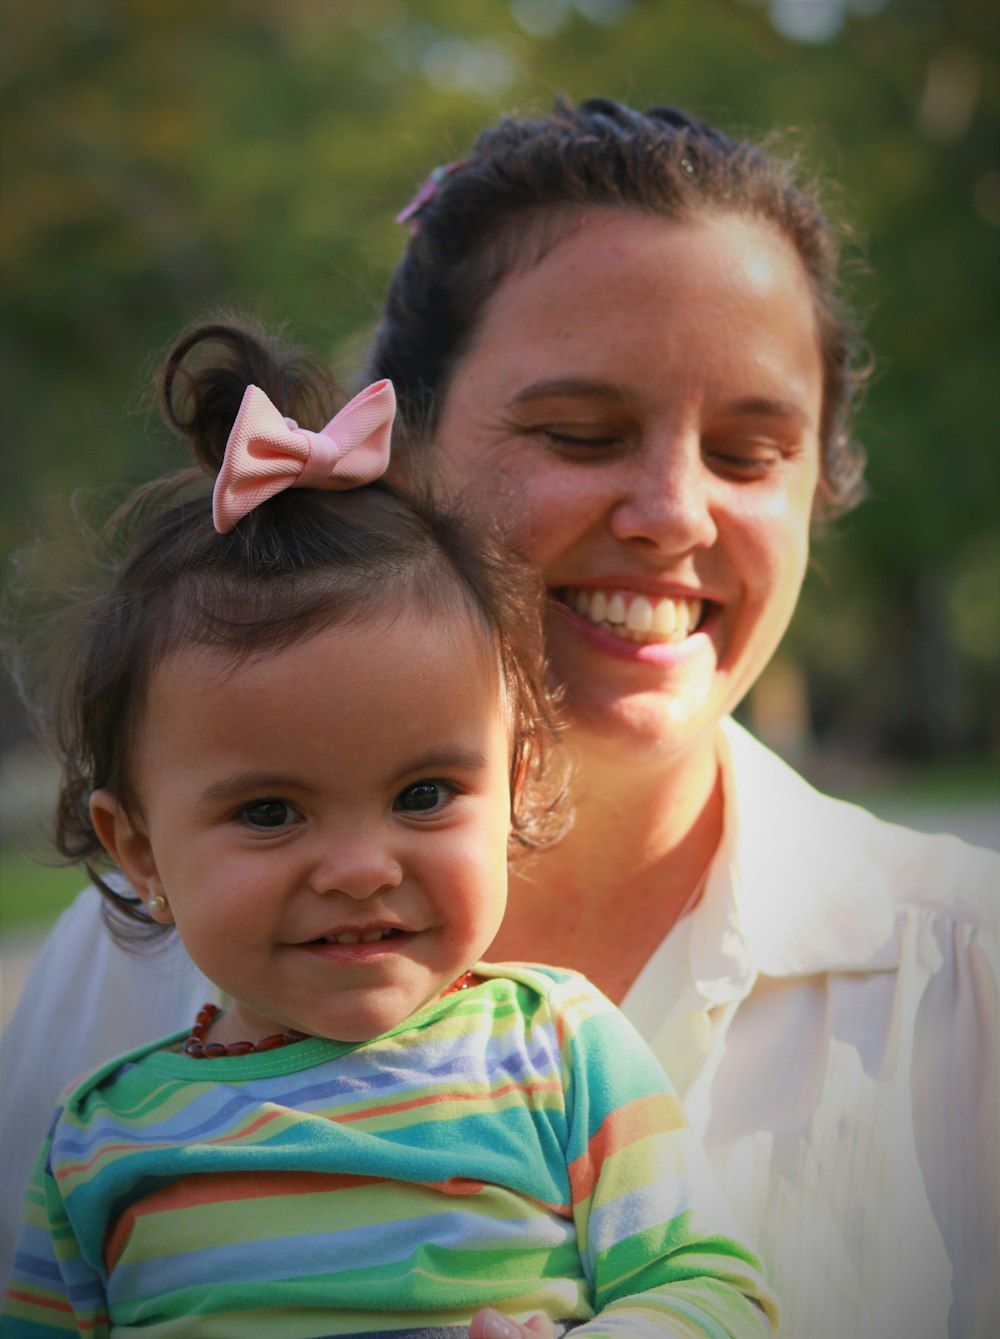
top-left (4, 320), bottom-right (564, 945)
top-left (368, 95), bottom-right (867, 524)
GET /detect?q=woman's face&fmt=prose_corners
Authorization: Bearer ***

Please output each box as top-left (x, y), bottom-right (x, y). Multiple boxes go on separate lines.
top-left (431, 211), bottom-right (823, 765)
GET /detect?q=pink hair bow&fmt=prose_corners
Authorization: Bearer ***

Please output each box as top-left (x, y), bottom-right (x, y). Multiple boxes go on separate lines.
top-left (212, 379), bottom-right (396, 534)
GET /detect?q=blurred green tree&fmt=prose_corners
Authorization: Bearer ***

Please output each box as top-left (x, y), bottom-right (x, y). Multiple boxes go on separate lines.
top-left (1, 0), bottom-right (997, 761)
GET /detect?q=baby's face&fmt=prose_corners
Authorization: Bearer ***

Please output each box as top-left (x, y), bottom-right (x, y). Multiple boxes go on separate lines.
top-left (103, 610), bottom-right (513, 1043)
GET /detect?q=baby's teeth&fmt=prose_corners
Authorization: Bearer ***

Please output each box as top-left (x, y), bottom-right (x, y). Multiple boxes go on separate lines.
top-left (328, 929), bottom-right (393, 944)
top-left (626, 596), bottom-right (653, 633)
top-left (589, 590), bottom-right (607, 622)
top-left (606, 592), bottom-right (626, 625)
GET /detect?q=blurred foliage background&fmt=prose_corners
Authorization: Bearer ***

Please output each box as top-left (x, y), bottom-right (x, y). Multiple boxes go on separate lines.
top-left (1, 0), bottom-right (998, 800)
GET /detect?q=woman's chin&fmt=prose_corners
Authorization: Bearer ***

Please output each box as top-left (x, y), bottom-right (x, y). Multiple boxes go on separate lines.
top-left (559, 676), bottom-right (724, 768)
top-left (547, 626), bottom-right (728, 763)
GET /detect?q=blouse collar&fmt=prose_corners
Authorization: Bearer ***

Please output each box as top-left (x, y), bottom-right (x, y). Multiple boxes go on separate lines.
top-left (686, 720), bottom-right (899, 994)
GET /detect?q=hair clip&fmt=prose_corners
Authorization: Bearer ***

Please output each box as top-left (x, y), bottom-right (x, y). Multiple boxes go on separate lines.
top-left (395, 158), bottom-right (469, 231)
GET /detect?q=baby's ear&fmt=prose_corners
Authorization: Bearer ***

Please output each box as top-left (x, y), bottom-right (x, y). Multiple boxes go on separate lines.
top-left (89, 789), bottom-right (171, 922)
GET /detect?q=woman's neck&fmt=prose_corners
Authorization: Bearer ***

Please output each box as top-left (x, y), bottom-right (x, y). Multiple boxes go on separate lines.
top-left (492, 729), bottom-right (724, 1003)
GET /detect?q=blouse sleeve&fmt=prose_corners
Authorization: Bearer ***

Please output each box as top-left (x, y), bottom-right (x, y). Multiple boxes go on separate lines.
top-left (0, 886), bottom-right (212, 1289)
top-left (909, 903), bottom-right (999, 1339)
top-left (553, 976), bottom-right (779, 1337)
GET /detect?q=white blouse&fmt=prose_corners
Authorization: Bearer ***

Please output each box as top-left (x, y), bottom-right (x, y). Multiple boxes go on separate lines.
top-left (2, 720), bottom-right (997, 1337)
top-left (624, 720), bottom-right (999, 1339)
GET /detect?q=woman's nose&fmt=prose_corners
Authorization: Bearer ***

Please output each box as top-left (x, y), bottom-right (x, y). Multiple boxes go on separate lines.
top-left (609, 429), bottom-right (717, 554)
top-left (308, 833), bottom-right (403, 901)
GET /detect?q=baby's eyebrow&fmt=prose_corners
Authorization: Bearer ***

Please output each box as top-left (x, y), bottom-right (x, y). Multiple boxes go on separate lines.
top-left (200, 772), bottom-right (309, 804)
top-left (198, 753), bottom-right (489, 805)
top-left (400, 748), bottom-right (488, 775)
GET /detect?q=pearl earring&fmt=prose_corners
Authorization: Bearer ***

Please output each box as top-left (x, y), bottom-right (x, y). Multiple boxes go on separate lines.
top-left (148, 894), bottom-right (169, 917)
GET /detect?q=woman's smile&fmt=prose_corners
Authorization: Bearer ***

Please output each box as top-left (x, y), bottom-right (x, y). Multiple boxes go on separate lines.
top-left (557, 587), bottom-right (707, 645)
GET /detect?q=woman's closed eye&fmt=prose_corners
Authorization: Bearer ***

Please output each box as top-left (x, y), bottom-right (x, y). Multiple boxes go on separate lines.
top-left (705, 445), bottom-right (781, 476)
top-left (702, 412), bottom-right (810, 478)
top-left (394, 779), bottom-right (458, 815)
top-left (702, 432), bottom-right (799, 478)
top-left (536, 425), bottom-right (624, 454)
top-left (239, 798), bottom-right (301, 830)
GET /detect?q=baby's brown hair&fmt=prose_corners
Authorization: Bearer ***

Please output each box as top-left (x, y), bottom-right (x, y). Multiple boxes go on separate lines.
top-left (4, 319), bottom-right (565, 944)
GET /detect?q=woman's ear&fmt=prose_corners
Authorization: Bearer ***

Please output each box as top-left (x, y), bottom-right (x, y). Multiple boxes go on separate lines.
top-left (89, 788), bottom-right (172, 923)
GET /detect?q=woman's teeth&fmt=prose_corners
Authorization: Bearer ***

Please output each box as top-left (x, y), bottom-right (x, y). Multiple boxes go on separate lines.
top-left (564, 588), bottom-right (704, 644)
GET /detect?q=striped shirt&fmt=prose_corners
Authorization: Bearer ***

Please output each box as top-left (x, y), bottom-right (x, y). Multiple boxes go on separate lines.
top-left (5, 964), bottom-right (777, 1337)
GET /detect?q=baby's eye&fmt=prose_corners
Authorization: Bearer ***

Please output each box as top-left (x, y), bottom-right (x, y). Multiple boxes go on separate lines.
top-left (394, 780), bottom-right (455, 814)
top-left (240, 799), bottom-right (297, 829)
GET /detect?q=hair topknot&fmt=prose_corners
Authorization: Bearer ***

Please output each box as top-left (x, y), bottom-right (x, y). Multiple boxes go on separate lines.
top-left (157, 318), bottom-right (343, 478)
top-left (3, 317), bottom-right (567, 947)
top-left (369, 93), bottom-right (868, 525)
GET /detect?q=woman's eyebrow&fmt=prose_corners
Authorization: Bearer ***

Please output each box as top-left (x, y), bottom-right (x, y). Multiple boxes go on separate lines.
top-left (508, 383), bottom-right (812, 427)
top-left (506, 377), bottom-right (629, 406)
top-left (722, 396), bottom-right (812, 426)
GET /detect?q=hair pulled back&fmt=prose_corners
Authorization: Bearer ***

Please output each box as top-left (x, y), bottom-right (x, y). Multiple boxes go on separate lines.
top-left (6, 320), bottom-right (563, 944)
top-left (369, 95), bottom-right (867, 523)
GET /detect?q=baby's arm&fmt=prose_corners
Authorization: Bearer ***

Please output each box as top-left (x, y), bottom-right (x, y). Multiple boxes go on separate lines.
top-left (0, 884), bottom-right (212, 1288)
top-left (2, 1113), bottom-right (110, 1338)
top-left (557, 978), bottom-right (778, 1338)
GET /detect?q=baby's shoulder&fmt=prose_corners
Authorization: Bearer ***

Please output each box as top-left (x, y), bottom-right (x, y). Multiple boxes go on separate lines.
top-left (475, 960), bottom-right (610, 1008)
top-left (57, 1028), bottom-right (189, 1120)
top-left (474, 961), bottom-right (652, 1058)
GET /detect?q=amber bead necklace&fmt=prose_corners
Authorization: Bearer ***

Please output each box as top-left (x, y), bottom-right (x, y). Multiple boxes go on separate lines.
top-left (182, 970), bottom-right (479, 1058)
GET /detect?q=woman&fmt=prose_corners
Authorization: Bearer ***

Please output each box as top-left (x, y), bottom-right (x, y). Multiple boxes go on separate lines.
top-left (3, 98), bottom-right (997, 1336)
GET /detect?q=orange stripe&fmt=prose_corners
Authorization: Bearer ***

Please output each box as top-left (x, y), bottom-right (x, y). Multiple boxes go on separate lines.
top-left (421, 1176), bottom-right (487, 1195)
top-left (5, 1288), bottom-right (75, 1316)
top-left (58, 1108), bottom-right (285, 1181)
top-left (420, 1175), bottom-right (571, 1216)
top-left (104, 1169), bottom-right (379, 1269)
top-left (5, 1288), bottom-right (73, 1313)
top-left (566, 1092), bottom-right (686, 1205)
top-left (337, 1078), bottom-right (562, 1124)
